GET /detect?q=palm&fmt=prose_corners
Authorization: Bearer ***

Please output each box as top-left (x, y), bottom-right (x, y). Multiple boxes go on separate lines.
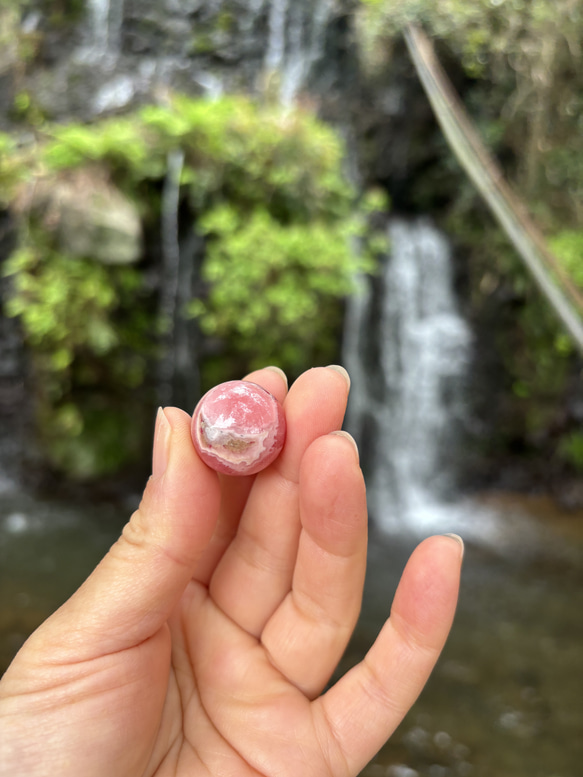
top-left (158, 588), bottom-right (330, 776)
top-left (0, 367), bottom-right (462, 777)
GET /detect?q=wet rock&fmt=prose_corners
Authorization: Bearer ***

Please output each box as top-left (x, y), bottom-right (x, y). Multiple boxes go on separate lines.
top-left (16, 168), bottom-right (142, 265)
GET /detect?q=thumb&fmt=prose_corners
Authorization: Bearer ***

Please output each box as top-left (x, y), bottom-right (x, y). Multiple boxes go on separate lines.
top-left (41, 407), bottom-right (221, 658)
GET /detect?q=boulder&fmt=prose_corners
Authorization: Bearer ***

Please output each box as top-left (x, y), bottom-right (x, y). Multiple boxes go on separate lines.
top-left (18, 167), bottom-right (142, 265)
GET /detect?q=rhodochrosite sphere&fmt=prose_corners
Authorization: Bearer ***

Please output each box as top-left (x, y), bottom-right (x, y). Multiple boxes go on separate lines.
top-left (191, 380), bottom-right (286, 476)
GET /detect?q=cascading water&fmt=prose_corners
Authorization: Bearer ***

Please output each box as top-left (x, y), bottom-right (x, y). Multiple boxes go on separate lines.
top-left (64, 0), bottom-right (338, 117)
top-left (158, 149), bottom-right (186, 408)
top-left (344, 218), bottom-right (472, 533)
top-left (74, 0), bottom-right (136, 115)
top-left (79, 0), bottom-right (124, 63)
top-left (264, 0), bottom-right (335, 105)
top-left (158, 149), bottom-right (202, 412)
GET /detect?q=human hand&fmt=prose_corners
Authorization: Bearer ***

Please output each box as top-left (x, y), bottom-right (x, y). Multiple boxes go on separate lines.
top-left (0, 366), bottom-right (463, 777)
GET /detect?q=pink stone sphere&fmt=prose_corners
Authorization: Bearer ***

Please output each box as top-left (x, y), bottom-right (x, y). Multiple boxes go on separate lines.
top-left (191, 380), bottom-right (286, 476)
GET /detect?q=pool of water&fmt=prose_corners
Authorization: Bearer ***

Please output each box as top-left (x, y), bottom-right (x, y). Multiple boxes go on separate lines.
top-left (0, 489), bottom-right (128, 672)
top-left (1, 489), bottom-right (581, 777)
top-left (351, 495), bottom-right (583, 777)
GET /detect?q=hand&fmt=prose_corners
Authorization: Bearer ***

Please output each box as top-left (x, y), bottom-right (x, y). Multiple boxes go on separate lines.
top-left (0, 366), bottom-right (463, 777)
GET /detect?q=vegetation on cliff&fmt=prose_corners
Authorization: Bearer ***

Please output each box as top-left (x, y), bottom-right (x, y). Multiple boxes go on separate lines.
top-left (0, 0), bottom-right (582, 487)
top-left (1, 95), bottom-right (380, 477)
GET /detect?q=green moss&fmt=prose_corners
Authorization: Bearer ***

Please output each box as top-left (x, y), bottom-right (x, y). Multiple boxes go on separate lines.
top-left (189, 33), bottom-right (216, 55)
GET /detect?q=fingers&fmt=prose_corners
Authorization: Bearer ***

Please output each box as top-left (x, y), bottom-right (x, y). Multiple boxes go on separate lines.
top-left (275, 365), bottom-right (351, 483)
top-left (31, 408), bottom-right (222, 660)
top-left (314, 535), bottom-right (464, 776)
top-left (261, 431), bottom-right (367, 697)
top-left (192, 365), bottom-right (289, 585)
top-left (208, 366), bottom-right (351, 636)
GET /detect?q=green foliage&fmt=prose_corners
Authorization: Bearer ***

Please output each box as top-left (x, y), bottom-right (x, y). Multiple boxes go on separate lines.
top-left (141, 95), bottom-right (354, 223)
top-left (549, 231), bottom-right (583, 289)
top-left (357, 0), bottom-right (583, 222)
top-left (38, 95), bottom-right (376, 377)
top-left (3, 93), bottom-right (379, 475)
top-left (446, 194), bottom-right (579, 446)
top-left (2, 236), bottom-right (152, 477)
top-left (0, 132), bottom-right (33, 206)
top-left (5, 246), bottom-right (117, 366)
top-left (43, 119), bottom-right (152, 179)
top-left (191, 205), bottom-right (373, 371)
top-left (558, 431), bottom-right (583, 472)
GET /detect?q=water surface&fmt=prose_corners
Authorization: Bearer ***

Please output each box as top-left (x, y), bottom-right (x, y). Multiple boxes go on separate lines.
top-left (352, 495), bottom-right (583, 777)
top-left (1, 490), bottom-right (581, 777)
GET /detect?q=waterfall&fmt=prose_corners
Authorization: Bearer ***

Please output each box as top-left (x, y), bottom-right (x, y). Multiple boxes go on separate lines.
top-left (265, 0), bottom-right (289, 73)
top-left (157, 150), bottom-right (202, 411)
top-left (80, 0), bottom-right (124, 63)
top-left (264, 0), bottom-right (335, 105)
top-left (158, 149), bottom-right (186, 408)
top-left (344, 219), bottom-right (472, 533)
top-left (73, 0), bottom-right (135, 115)
top-left (44, 0), bottom-right (342, 119)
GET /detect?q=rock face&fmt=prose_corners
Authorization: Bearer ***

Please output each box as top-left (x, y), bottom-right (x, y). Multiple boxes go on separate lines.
top-left (15, 169), bottom-right (143, 265)
top-left (15, 0), bottom-right (354, 121)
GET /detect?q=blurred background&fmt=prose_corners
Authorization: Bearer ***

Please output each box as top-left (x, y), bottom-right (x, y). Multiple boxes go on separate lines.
top-left (0, 1), bottom-right (582, 775)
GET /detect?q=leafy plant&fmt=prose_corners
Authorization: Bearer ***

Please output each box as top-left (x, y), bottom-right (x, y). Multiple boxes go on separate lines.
top-left (549, 231), bottom-right (583, 290)
top-left (2, 235), bottom-right (152, 477)
top-left (191, 205), bottom-right (374, 371)
top-left (3, 93), bottom-right (381, 475)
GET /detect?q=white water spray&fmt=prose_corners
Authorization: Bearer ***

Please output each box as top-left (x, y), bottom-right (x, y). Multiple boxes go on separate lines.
top-left (264, 0), bottom-right (334, 105)
top-left (80, 0), bottom-right (124, 63)
top-left (345, 219), bottom-right (472, 533)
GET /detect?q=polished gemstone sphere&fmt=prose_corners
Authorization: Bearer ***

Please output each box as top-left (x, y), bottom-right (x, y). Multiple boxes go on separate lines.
top-left (191, 380), bottom-right (286, 476)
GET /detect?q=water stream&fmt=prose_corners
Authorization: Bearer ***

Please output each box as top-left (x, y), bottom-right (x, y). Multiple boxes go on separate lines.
top-left (64, 0), bottom-right (338, 117)
top-left (354, 503), bottom-right (583, 777)
top-left (339, 218), bottom-right (582, 776)
top-left (78, 0), bottom-right (124, 64)
top-left (158, 148), bottom-right (186, 408)
top-left (345, 219), bottom-right (472, 534)
top-left (264, 0), bottom-right (335, 105)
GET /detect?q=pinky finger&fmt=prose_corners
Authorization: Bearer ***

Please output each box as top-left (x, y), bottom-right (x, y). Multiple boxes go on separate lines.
top-left (314, 535), bottom-right (463, 777)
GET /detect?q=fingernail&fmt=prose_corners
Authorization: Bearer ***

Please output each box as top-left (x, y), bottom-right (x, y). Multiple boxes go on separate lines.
top-left (443, 533), bottom-right (465, 560)
top-left (330, 430), bottom-right (360, 463)
top-left (152, 407), bottom-right (172, 478)
top-left (264, 365), bottom-right (288, 389)
top-left (326, 364), bottom-right (351, 392)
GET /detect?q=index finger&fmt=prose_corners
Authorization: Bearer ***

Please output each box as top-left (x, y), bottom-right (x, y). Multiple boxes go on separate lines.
top-left (192, 365), bottom-right (289, 586)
